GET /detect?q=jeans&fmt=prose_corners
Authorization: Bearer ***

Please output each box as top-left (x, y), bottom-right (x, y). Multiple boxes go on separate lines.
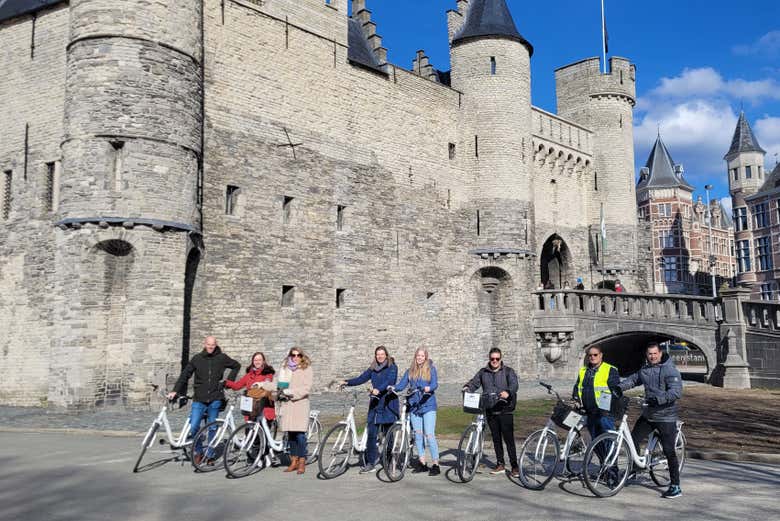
top-left (632, 417), bottom-right (681, 486)
top-left (586, 413), bottom-right (615, 461)
top-left (410, 410), bottom-right (439, 462)
top-left (189, 400), bottom-right (222, 455)
top-left (366, 422), bottom-right (391, 465)
top-left (486, 413), bottom-right (517, 467)
top-left (287, 431), bottom-right (307, 458)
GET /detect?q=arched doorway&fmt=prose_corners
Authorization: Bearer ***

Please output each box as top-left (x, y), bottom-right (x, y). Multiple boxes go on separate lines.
top-left (540, 234), bottom-right (572, 289)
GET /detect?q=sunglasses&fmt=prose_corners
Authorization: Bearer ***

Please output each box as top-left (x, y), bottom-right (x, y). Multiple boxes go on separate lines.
top-left (290, 353), bottom-right (302, 358)
top-left (587, 353), bottom-right (601, 357)
top-left (490, 357), bottom-right (501, 361)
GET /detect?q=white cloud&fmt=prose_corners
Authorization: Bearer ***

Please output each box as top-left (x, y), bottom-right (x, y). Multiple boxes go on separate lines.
top-left (648, 67), bottom-right (780, 104)
top-left (756, 116), bottom-right (780, 170)
top-left (733, 30), bottom-right (780, 57)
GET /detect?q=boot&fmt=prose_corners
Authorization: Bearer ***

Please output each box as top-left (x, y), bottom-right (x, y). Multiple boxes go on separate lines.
top-left (284, 456), bottom-right (299, 472)
top-left (296, 456), bottom-right (306, 475)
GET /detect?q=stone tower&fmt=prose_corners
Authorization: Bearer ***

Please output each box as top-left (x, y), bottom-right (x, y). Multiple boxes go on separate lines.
top-left (555, 57), bottom-right (639, 282)
top-left (726, 111), bottom-right (767, 198)
top-left (51, 1), bottom-right (203, 407)
top-left (449, 0), bottom-right (534, 249)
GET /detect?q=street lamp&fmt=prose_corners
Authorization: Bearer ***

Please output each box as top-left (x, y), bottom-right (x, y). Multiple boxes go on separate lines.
top-left (704, 184), bottom-right (717, 298)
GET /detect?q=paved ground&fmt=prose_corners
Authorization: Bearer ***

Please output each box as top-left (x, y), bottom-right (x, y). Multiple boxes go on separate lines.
top-left (1, 432), bottom-right (777, 521)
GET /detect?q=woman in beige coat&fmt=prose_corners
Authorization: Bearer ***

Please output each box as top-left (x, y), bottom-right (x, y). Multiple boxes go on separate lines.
top-left (278, 347), bottom-right (313, 475)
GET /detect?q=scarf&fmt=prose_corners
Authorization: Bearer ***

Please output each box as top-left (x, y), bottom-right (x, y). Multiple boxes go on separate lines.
top-left (287, 358), bottom-right (299, 371)
top-left (371, 360), bottom-right (388, 371)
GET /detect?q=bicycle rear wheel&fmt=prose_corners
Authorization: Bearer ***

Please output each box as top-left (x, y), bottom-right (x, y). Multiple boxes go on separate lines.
top-left (649, 429), bottom-right (686, 487)
top-left (317, 423), bottom-right (353, 479)
top-left (192, 420), bottom-right (231, 472)
top-left (305, 417), bottom-right (322, 465)
top-left (582, 432), bottom-right (631, 498)
top-left (224, 423), bottom-right (266, 478)
top-left (456, 424), bottom-right (483, 483)
top-left (518, 429), bottom-right (559, 490)
top-left (132, 422), bottom-right (159, 473)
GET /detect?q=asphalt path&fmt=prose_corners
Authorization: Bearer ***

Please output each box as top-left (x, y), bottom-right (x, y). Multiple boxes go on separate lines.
top-left (1, 432), bottom-right (778, 521)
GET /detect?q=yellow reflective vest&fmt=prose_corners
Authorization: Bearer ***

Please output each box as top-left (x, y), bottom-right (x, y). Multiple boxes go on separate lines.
top-left (577, 362), bottom-right (615, 411)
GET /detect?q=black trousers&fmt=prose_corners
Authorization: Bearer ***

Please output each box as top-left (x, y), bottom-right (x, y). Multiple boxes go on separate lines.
top-left (631, 416), bottom-right (681, 486)
top-left (487, 413), bottom-right (517, 467)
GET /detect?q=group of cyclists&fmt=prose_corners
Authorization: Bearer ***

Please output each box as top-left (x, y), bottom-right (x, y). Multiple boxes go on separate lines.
top-left (168, 335), bottom-right (683, 498)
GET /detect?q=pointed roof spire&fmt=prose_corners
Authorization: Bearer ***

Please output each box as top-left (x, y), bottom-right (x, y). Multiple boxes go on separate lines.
top-left (724, 111), bottom-right (766, 159)
top-left (637, 134), bottom-right (694, 191)
top-left (451, 0), bottom-right (533, 55)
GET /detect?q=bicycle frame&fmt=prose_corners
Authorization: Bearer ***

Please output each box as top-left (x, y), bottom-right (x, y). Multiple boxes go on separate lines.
top-left (602, 416), bottom-right (684, 471)
top-left (143, 399), bottom-right (192, 450)
top-left (540, 415), bottom-right (588, 464)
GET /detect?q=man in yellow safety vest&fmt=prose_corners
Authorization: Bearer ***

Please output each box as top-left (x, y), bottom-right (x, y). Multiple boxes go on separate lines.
top-left (572, 344), bottom-right (622, 443)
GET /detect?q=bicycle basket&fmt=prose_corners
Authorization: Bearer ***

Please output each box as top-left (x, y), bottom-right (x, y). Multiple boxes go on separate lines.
top-left (550, 401), bottom-right (581, 430)
top-left (611, 395), bottom-right (630, 418)
top-left (462, 392), bottom-right (483, 414)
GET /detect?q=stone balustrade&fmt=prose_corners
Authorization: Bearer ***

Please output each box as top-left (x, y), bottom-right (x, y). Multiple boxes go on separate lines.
top-left (743, 300), bottom-right (780, 331)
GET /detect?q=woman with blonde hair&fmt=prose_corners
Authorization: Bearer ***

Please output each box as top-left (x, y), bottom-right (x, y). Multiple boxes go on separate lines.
top-left (278, 347), bottom-right (313, 475)
top-left (393, 347), bottom-right (440, 476)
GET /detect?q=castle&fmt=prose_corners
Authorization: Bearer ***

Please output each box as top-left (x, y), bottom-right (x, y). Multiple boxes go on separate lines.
top-left (0, 0), bottom-right (649, 408)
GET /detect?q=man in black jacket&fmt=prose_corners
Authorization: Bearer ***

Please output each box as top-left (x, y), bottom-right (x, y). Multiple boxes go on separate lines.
top-left (464, 348), bottom-right (520, 477)
top-left (168, 336), bottom-right (240, 448)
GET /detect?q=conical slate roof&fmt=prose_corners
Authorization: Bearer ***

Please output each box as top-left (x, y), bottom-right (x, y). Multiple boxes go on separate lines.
top-left (451, 0), bottom-right (533, 55)
top-left (757, 162), bottom-right (780, 193)
top-left (637, 134), bottom-right (694, 191)
top-left (724, 112), bottom-right (766, 159)
top-left (0, 0), bottom-right (61, 22)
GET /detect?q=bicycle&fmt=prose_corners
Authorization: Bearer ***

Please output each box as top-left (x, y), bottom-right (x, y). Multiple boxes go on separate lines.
top-left (581, 397), bottom-right (686, 498)
top-left (317, 388), bottom-right (379, 479)
top-left (133, 385), bottom-right (193, 473)
top-left (190, 390), bottom-right (240, 472)
top-left (381, 388), bottom-right (426, 482)
top-left (456, 391), bottom-right (507, 483)
top-left (223, 393), bottom-right (322, 477)
top-left (517, 382), bottom-right (589, 490)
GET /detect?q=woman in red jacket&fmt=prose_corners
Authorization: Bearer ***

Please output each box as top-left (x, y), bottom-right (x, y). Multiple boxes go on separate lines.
top-left (225, 352), bottom-right (276, 422)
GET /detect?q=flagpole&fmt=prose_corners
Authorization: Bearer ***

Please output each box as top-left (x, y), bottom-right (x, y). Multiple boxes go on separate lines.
top-left (600, 203), bottom-right (606, 288)
top-left (601, 0), bottom-right (607, 74)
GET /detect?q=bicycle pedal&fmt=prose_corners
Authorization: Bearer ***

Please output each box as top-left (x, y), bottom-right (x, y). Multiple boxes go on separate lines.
top-left (158, 439), bottom-right (167, 445)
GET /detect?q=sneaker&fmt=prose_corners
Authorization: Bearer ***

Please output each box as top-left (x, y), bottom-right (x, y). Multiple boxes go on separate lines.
top-left (412, 461), bottom-right (429, 474)
top-left (510, 466), bottom-right (520, 478)
top-left (490, 464), bottom-right (506, 475)
top-left (359, 463), bottom-right (377, 474)
top-left (428, 464), bottom-right (441, 476)
top-left (662, 485), bottom-right (683, 499)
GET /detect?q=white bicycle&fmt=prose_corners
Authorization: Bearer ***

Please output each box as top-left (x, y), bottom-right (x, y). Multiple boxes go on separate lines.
top-left (456, 391), bottom-right (506, 483)
top-left (582, 397), bottom-right (686, 497)
top-left (518, 382), bottom-right (589, 490)
top-left (382, 388), bottom-right (425, 482)
top-left (224, 394), bottom-right (322, 478)
top-left (133, 386), bottom-right (193, 473)
top-left (317, 388), bottom-right (379, 479)
top-left (190, 391), bottom-right (241, 472)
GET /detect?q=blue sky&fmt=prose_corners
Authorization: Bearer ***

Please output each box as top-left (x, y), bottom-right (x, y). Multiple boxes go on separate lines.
top-left (361, 0), bottom-right (780, 208)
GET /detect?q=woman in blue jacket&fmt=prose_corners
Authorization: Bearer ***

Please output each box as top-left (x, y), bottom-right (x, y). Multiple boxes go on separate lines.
top-left (393, 347), bottom-right (440, 476)
top-left (340, 345), bottom-right (399, 473)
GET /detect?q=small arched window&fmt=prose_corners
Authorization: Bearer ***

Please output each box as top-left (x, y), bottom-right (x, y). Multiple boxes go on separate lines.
top-left (490, 56), bottom-right (496, 75)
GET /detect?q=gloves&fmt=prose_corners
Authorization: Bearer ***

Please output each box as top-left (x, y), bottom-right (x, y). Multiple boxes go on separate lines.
top-left (646, 396), bottom-right (660, 407)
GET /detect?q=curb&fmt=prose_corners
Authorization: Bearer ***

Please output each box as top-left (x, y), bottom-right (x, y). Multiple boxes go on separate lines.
top-left (0, 427), bottom-right (141, 438)
top-left (687, 448), bottom-right (780, 465)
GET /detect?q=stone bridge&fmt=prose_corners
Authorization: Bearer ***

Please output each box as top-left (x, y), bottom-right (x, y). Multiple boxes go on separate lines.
top-left (532, 287), bottom-right (780, 389)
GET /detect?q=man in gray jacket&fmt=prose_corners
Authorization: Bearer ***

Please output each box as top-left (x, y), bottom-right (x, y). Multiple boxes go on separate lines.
top-left (620, 342), bottom-right (683, 498)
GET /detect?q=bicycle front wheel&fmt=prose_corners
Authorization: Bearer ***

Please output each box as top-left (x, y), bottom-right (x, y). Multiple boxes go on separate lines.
top-left (582, 432), bottom-right (631, 498)
top-left (383, 423), bottom-right (411, 482)
top-left (224, 423), bottom-right (266, 478)
top-left (456, 424), bottom-right (483, 483)
top-left (562, 429), bottom-right (587, 478)
top-left (305, 417), bottom-right (322, 465)
top-left (649, 429), bottom-right (686, 487)
top-left (518, 429), bottom-right (559, 490)
top-left (317, 423), bottom-right (353, 479)
top-left (192, 420), bottom-right (232, 472)
top-left (132, 422), bottom-right (159, 473)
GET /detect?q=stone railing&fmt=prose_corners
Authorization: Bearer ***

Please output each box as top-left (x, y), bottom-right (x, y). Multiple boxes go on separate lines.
top-left (742, 300), bottom-right (780, 331)
top-left (531, 107), bottom-right (593, 155)
top-left (533, 290), bottom-right (722, 326)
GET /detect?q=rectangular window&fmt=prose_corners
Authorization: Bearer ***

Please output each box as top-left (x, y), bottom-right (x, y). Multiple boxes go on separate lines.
top-left (336, 288), bottom-right (346, 308)
top-left (657, 203), bottom-right (672, 217)
top-left (663, 257), bottom-right (678, 282)
top-left (110, 140), bottom-right (125, 190)
top-left (737, 240), bottom-right (751, 273)
top-left (753, 202), bottom-right (768, 229)
top-left (283, 196), bottom-right (294, 224)
top-left (732, 168), bottom-right (738, 180)
top-left (44, 162), bottom-right (55, 212)
top-left (281, 285), bottom-right (295, 307)
top-left (758, 165), bottom-right (763, 178)
top-left (476, 210), bottom-right (480, 236)
top-left (474, 135), bottom-right (479, 158)
top-left (756, 236), bottom-right (773, 271)
top-left (659, 230), bottom-right (676, 248)
top-left (734, 207), bottom-right (748, 231)
top-left (448, 143), bottom-right (456, 160)
top-left (2, 170), bottom-right (11, 219)
top-left (336, 205), bottom-right (345, 231)
top-left (746, 165), bottom-right (752, 179)
top-left (760, 283), bottom-right (773, 301)
top-left (225, 185), bottom-right (240, 215)
top-left (490, 56), bottom-right (496, 75)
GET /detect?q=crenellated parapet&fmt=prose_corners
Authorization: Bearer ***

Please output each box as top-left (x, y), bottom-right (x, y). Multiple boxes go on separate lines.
top-left (351, 0), bottom-right (388, 68)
